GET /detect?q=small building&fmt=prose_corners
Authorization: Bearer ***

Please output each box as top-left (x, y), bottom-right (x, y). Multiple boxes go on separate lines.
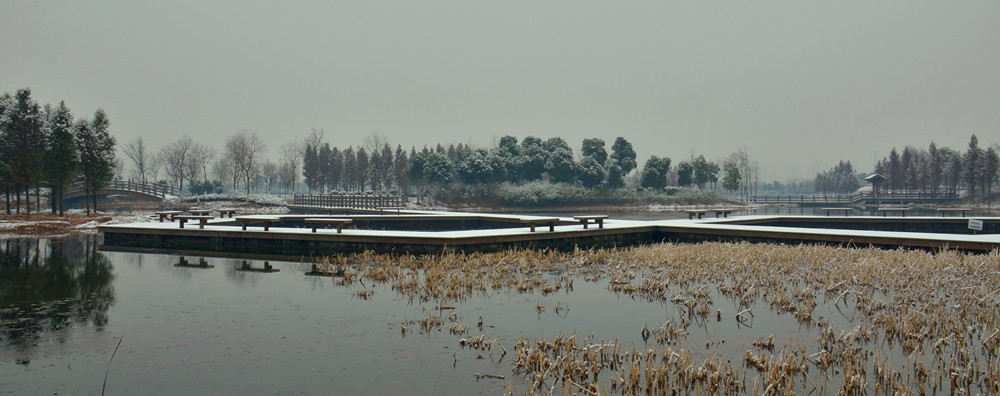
top-left (865, 174), bottom-right (887, 197)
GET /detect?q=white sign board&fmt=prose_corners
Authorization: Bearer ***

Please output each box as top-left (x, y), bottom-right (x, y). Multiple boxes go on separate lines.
top-left (968, 219), bottom-right (983, 231)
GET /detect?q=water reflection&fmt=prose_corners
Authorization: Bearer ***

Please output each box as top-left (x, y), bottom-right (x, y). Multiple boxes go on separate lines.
top-left (0, 236), bottom-right (115, 362)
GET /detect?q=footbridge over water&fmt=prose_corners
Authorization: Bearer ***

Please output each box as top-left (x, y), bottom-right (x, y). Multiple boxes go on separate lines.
top-left (63, 180), bottom-right (175, 204)
top-left (753, 191), bottom-right (959, 206)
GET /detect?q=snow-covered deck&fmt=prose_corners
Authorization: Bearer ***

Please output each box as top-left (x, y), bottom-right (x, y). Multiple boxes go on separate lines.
top-left (98, 212), bottom-right (1000, 258)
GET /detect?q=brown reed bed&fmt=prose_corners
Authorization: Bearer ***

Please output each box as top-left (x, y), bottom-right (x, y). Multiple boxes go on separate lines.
top-left (308, 242), bottom-right (1000, 395)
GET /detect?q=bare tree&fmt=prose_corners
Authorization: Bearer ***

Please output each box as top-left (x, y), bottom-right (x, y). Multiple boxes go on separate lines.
top-left (160, 136), bottom-right (194, 197)
top-left (261, 160), bottom-right (277, 193)
top-left (211, 156), bottom-right (232, 192)
top-left (225, 129), bottom-right (267, 200)
top-left (148, 153), bottom-right (162, 183)
top-left (183, 143), bottom-right (216, 198)
top-left (304, 128), bottom-right (324, 153)
top-left (280, 139), bottom-right (303, 193)
top-left (122, 137), bottom-right (150, 183)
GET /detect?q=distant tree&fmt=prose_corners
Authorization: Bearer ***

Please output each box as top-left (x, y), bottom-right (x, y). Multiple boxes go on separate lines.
top-left (43, 101), bottom-right (78, 215)
top-left (122, 137), bottom-right (150, 183)
top-left (676, 161), bottom-right (693, 187)
top-left (722, 160), bottom-right (741, 193)
top-left (328, 146), bottom-right (343, 192)
top-left (544, 145), bottom-right (576, 183)
top-left (342, 147), bottom-right (357, 191)
top-left (407, 150), bottom-right (429, 199)
top-left (580, 138), bottom-right (607, 166)
top-left (261, 161), bottom-right (278, 193)
top-left (942, 148), bottom-right (962, 195)
top-left (456, 149), bottom-right (506, 185)
top-left (210, 156), bottom-right (231, 192)
top-left (964, 135), bottom-right (982, 203)
top-left (318, 143), bottom-right (332, 193)
top-left (639, 156), bottom-right (671, 189)
top-left (609, 137), bottom-right (637, 178)
top-left (497, 136), bottom-right (518, 157)
top-left (0, 88), bottom-right (46, 215)
top-left (302, 143), bottom-right (319, 193)
top-left (75, 109), bottom-right (116, 215)
top-left (927, 142), bottom-right (942, 195)
top-left (225, 129), bottom-right (266, 199)
top-left (576, 156), bottom-right (605, 188)
top-left (605, 162), bottom-right (625, 189)
top-left (393, 145), bottom-right (409, 193)
top-left (422, 152), bottom-right (454, 186)
top-left (280, 139), bottom-right (303, 194)
top-left (887, 148), bottom-right (902, 191)
top-left (161, 136), bottom-right (193, 197)
top-left (692, 155), bottom-right (716, 189)
top-left (518, 137), bottom-right (546, 181)
top-left (356, 148), bottom-right (370, 191)
top-left (377, 143), bottom-right (394, 192)
top-left (982, 147), bottom-right (999, 202)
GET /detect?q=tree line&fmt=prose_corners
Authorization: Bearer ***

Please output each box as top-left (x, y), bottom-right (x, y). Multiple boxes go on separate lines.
top-left (298, 132), bottom-right (757, 200)
top-left (0, 88), bottom-right (116, 215)
top-left (813, 136), bottom-right (1000, 203)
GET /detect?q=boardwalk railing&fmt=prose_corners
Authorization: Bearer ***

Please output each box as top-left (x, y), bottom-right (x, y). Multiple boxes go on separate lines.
top-left (70, 180), bottom-right (175, 198)
top-left (293, 194), bottom-right (403, 209)
top-left (754, 190), bottom-right (958, 204)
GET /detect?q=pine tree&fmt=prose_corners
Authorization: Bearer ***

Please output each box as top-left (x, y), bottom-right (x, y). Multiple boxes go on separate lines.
top-left (44, 101), bottom-right (78, 215)
top-left (76, 109), bottom-right (116, 215)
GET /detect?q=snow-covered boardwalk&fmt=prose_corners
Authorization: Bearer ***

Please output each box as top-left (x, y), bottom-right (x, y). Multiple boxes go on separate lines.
top-left (98, 211), bottom-right (1000, 259)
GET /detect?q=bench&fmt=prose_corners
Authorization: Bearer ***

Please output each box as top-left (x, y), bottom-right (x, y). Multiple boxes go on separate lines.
top-left (877, 207), bottom-right (912, 217)
top-left (217, 208), bottom-right (238, 218)
top-left (574, 215), bottom-right (608, 229)
top-left (377, 206), bottom-right (405, 214)
top-left (937, 207), bottom-right (971, 217)
top-left (304, 218), bottom-right (353, 233)
top-left (822, 208), bottom-right (852, 217)
top-left (174, 215), bottom-right (214, 229)
top-left (155, 210), bottom-right (183, 222)
top-left (189, 209), bottom-right (214, 216)
top-left (521, 217), bottom-right (559, 232)
top-left (235, 216), bottom-right (281, 231)
top-left (712, 208), bottom-right (735, 218)
top-left (686, 210), bottom-right (708, 220)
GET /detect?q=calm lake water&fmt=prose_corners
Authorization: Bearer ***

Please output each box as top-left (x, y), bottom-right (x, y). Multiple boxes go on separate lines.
top-left (1, 232), bottom-right (992, 394)
top-left (0, 235), bottom-right (814, 395)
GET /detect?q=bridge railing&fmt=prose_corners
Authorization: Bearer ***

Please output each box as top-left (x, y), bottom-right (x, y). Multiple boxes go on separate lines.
top-left (293, 194), bottom-right (403, 209)
top-left (753, 190), bottom-right (959, 204)
top-left (70, 180), bottom-right (175, 198)
top-left (753, 194), bottom-right (854, 204)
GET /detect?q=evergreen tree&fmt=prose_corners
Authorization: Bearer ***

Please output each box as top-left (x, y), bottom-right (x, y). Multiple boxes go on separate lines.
top-left (302, 143), bottom-right (319, 193)
top-left (604, 162), bottom-right (625, 189)
top-left (963, 135), bottom-right (982, 203)
top-left (76, 109), bottom-right (116, 215)
top-left (580, 138), bottom-right (607, 166)
top-left (609, 137), bottom-right (637, 178)
top-left (927, 142), bottom-right (942, 195)
top-left (676, 162), bottom-right (694, 187)
top-left (44, 101), bottom-right (78, 215)
top-left (517, 137), bottom-right (546, 181)
top-left (639, 156), bottom-right (671, 189)
top-left (329, 147), bottom-right (343, 192)
top-left (0, 88), bottom-right (46, 215)
top-left (576, 156), bottom-right (605, 188)
top-left (722, 161), bottom-right (741, 193)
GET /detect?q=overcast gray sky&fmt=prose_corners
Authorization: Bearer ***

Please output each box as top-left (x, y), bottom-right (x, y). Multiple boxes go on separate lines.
top-left (3, 1), bottom-right (999, 181)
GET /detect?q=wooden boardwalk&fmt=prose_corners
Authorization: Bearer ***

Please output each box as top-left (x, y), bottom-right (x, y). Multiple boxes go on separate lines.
top-left (98, 211), bottom-right (1000, 259)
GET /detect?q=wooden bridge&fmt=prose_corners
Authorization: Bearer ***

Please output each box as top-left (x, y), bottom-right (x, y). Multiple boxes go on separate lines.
top-left (753, 190), bottom-right (959, 205)
top-left (64, 180), bottom-right (176, 203)
top-left (292, 194), bottom-right (404, 210)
